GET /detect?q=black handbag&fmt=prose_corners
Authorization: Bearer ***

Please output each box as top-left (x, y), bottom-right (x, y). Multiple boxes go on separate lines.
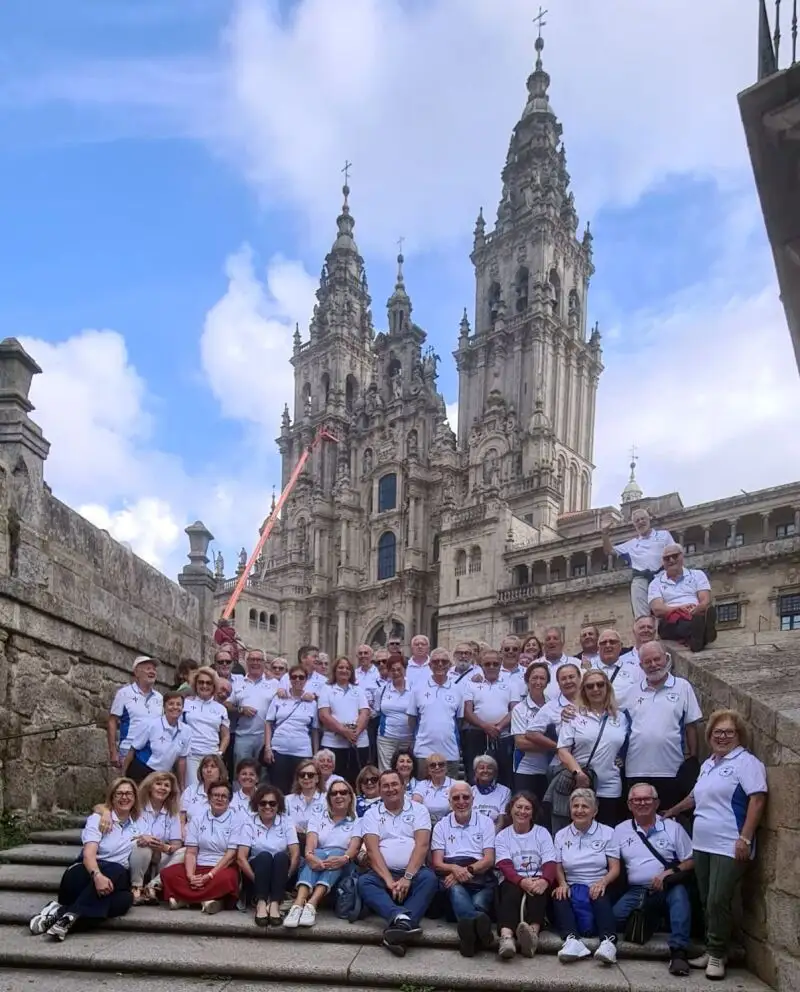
top-left (623, 888), bottom-right (656, 944)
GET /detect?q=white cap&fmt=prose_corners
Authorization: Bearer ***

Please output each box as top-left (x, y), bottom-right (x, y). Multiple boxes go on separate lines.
top-left (132, 655), bottom-right (156, 672)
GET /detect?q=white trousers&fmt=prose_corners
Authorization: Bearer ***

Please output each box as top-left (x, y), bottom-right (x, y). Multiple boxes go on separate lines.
top-left (129, 845), bottom-right (184, 887)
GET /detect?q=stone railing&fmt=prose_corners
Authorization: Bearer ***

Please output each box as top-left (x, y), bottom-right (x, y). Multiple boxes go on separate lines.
top-left (669, 642), bottom-right (800, 991)
top-left (447, 504), bottom-right (488, 529)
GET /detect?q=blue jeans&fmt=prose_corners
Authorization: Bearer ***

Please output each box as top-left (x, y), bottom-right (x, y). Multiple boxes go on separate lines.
top-left (233, 733), bottom-right (264, 768)
top-left (446, 882), bottom-right (494, 921)
top-left (613, 883), bottom-right (691, 950)
top-left (297, 847), bottom-right (347, 892)
top-left (358, 866), bottom-right (438, 927)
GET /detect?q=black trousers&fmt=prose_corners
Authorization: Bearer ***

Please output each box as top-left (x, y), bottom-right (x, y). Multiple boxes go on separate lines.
top-left (367, 717), bottom-right (379, 766)
top-left (596, 796), bottom-right (625, 827)
top-left (58, 861), bottom-right (132, 921)
top-left (331, 746), bottom-right (369, 786)
top-left (248, 850), bottom-right (291, 903)
top-left (496, 882), bottom-right (548, 931)
top-left (126, 756), bottom-right (153, 784)
top-left (271, 752), bottom-right (304, 796)
top-left (513, 772), bottom-right (548, 804)
top-left (462, 730), bottom-right (513, 788)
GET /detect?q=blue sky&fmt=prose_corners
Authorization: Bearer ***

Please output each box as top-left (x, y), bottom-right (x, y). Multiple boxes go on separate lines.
top-left (0, 0), bottom-right (798, 573)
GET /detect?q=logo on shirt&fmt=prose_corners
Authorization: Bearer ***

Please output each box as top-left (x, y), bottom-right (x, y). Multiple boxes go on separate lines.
top-left (667, 693), bottom-right (679, 703)
top-left (591, 840), bottom-right (604, 850)
top-left (719, 766), bottom-right (734, 778)
top-left (403, 814), bottom-right (414, 824)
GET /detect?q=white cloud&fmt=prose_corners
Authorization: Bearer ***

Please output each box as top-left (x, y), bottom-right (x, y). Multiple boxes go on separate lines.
top-left (200, 245), bottom-right (318, 427)
top-left (445, 400), bottom-right (458, 432)
top-left (79, 498), bottom-right (182, 569)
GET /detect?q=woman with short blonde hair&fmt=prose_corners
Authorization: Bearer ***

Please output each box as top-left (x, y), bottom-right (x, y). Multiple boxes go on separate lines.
top-left (130, 772), bottom-right (182, 903)
top-left (183, 667), bottom-right (230, 784)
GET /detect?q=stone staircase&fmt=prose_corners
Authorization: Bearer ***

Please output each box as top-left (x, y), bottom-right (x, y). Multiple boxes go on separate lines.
top-left (0, 828), bottom-right (771, 992)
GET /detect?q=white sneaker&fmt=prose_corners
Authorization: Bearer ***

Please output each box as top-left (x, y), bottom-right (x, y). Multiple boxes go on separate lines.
top-left (558, 936), bottom-right (591, 962)
top-left (29, 901), bottom-right (61, 935)
top-left (594, 937), bottom-right (617, 965)
top-left (298, 904), bottom-right (316, 927)
top-left (283, 905), bottom-right (303, 929)
top-left (706, 956), bottom-right (726, 980)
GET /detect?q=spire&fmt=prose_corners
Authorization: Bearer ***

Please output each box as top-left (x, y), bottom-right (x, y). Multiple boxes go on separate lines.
top-left (523, 32), bottom-right (553, 119)
top-left (621, 447), bottom-right (643, 504)
top-left (387, 237), bottom-right (412, 335)
top-left (473, 207), bottom-right (486, 249)
top-left (459, 307), bottom-right (471, 339)
top-left (292, 322), bottom-right (301, 353)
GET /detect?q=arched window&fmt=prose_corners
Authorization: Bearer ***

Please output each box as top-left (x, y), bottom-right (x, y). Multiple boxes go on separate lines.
top-left (432, 534), bottom-right (440, 563)
top-left (248, 608), bottom-right (257, 628)
top-left (469, 546), bottom-right (482, 574)
top-left (378, 473), bottom-right (397, 512)
top-left (515, 267), bottom-right (529, 313)
top-left (549, 269), bottom-right (561, 315)
top-left (512, 564), bottom-right (530, 586)
top-left (454, 549), bottom-right (467, 576)
top-left (345, 374), bottom-right (359, 413)
top-left (269, 613), bottom-right (278, 632)
top-left (321, 373), bottom-right (330, 407)
top-left (301, 382), bottom-right (312, 414)
top-left (488, 281), bottom-right (501, 324)
top-left (377, 531), bottom-right (397, 580)
top-left (258, 611), bottom-right (267, 629)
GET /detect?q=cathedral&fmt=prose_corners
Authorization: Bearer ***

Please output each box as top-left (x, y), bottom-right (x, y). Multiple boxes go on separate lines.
top-left (212, 39), bottom-right (800, 656)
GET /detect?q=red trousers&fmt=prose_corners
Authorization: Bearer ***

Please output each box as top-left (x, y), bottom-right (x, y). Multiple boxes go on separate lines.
top-left (160, 863), bottom-right (239, 904)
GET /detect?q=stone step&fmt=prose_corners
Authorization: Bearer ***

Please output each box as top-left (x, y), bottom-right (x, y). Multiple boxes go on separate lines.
top-left (26, 829), bottom-right (83, 846)
top-left (0, 845), bottom-right (80, 867)
top-left (0, 926), bottom-right (770, 991)
top-left (0, 889), bottom-right (685, 960)
top-left (0, 971), bottom-right (376, 992)
top-left (0, 865), bottom-right (66, 892)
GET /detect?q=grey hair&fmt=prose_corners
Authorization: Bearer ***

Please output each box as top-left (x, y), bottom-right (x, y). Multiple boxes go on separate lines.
top-left (245, 648), bottom-right (266, 661)
top-left (663, 542), bottom-right (684, 556)
top-left (314, 749), bottom-right (336, 763)
top-left (570, 788), bottom-right (598, 809)
top-left (473, 753), bottom-right (498, 775)
top-left (627, 782), bottom-right (659, 801)
top-left (449, 781), bottom-right (472, 798)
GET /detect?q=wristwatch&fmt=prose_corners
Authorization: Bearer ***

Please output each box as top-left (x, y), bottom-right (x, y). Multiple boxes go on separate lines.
top-left (403, 870), bottom-right (415, 881)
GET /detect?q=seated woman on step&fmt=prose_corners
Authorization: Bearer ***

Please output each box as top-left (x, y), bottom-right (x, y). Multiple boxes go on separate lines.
top-left (28, 777), bottom-right (141, 940)
top-left (236, 784), bottom-right (299, 926)
top-left (159, 779), bottom-right (239, 913)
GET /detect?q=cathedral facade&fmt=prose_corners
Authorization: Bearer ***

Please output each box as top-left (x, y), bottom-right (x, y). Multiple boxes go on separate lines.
top-left (212, 42), bottom-right (800, 657)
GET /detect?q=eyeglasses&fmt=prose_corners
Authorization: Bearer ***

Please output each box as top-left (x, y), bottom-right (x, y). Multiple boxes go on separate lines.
top-left (330, 790), bottom-right (350, 798)
top-left (451, 794), bottom-right (471, 802)
top-left (362, 777), bottom-right (378, 785)
top-left (114, 791), bottom-right (136, 799)
top-left (629, 797), bottom-right (656, 805)
top-left (711, 729), bottom-right (737, 738)
top-left (483, 662), bottom-right (500, 668)
top-left (259, 799), bottom-right (278, 808)
top-left (298, 771), bottom-right (318, 779)
top-left (663, 553), bottom-right (681, 562)
top-left (357, 650), bottom-right (372, 656)
top-left (196, 679), bottom-right (214, 686)
top-left (598, 640), bottom-right (620, 646)
top-left (502, 646), bottom-right (520, 653)
top-left (427, 761), bottom-right (446, 769)
top-left (290, 674), bottom-right (307, 681)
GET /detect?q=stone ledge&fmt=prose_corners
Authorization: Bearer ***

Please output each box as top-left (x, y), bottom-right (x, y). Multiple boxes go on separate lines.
top-left (0, 972), bottom-right (376, 992)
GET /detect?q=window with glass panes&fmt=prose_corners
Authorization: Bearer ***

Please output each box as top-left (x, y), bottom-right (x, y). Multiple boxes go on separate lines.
top-left (779, 594), bottom-right (800, 631)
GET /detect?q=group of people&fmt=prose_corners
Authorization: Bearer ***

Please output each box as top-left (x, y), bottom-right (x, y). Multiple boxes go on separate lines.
top-left (29, 592), bottom-right (766, 984)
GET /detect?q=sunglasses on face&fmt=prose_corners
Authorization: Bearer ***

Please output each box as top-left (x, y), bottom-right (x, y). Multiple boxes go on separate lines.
top-left (196, 679), bottom-right (214, 687)
top-left (298, 771), bottom-right (317, 779)
top-left (362, 777), bottom-right (378, 785)
top-left (452, 794), bottom-right (471, 802)
top-left (259, 799), bottom-right (278, 808)
top-left (585, 683), bottom-right (605, 690)
top-left (483, 662), bottom-right (500, 668)
top-left (427, 762), bottom-right (446, 769)
top-left (598, 639), bottom-right (620, 646)
top-left (663, 553), bottom-right (681, 562)
top-left (290, 674), bottom-right (307, 681)
top-left (330, 790), bottom-right (350, 798)
top-left (502, 646), bottom-right (519, 653)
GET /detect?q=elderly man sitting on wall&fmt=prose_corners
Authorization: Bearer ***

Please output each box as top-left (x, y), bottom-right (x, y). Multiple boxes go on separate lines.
top-left (647, 544), bottom-right (716, 652)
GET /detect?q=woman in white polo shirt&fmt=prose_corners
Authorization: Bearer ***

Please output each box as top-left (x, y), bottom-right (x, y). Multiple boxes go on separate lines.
top-left (510, 662), bottom-right (552, 801)
top-left (470, 754), bottom-right (511, 828)
top-left (160, 780), bottom-right (239, 912)
top-left (556, 670), bottom-right (630, 827)
top-left (236, 784), bottom-right (300, 926)
top-left (317, 658), bottom-right (371, 786)
top-left (179, 754), bottom-right (228, 829)
top-left (264, 664), bottom-right (320, 794)
top-left (412, 753), bottom-right (455, 825)
top-left (431, 782), bottom-right (496, 957)
top-left (124, 691), bottom-right (192, 788)
top-left (29, 777), bottom-right (141, 940)
top-left (375, 658), bottom-right (413, 771)
top-left (494, 790), bottom-right (556, 960)
top-left (553, 788), bottom-right (621, 966)
top-left (390, 749), bottom-right (419, 796)
top-left (663, 709), bottom-right (767, 981)
top-left (229, 759), bottom-right (260, 818)
top-left (182, 667), bottom-right (231, 785)
top-left (526, 662), bottom-right (583, 806)
top-left (285, 760), bottom-right (326, 840)
top-left (283, 781), bottom-right (362, 929)
top-left (128, 771), bottom-right (182, 903)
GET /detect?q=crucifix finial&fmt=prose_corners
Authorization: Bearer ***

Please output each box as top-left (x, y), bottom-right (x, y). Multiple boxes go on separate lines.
top-left (396, 235), bottom-right (405, 255)
top-left (533, 6), bottom-right (548, 39)
top-left (629, 443), bottom-right (638, 464)
top-left (342, 159), bottom-right (352, 185)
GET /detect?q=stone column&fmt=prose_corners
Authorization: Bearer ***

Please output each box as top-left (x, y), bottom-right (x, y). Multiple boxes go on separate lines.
top-left (311, 615), bottom-right (320, 646)
top-left (336, 609), bottom-right (347, 656)
top-left (794, 507), bottom-right (800, 533)
top-left (728, 518), bottom-right (739, 546)
top-left (762, 512), bottom-right (771, 540)
top-left (313, 529), bottom-right (321, 572)
top-left (584, 553), bottom-right (592, 576)
top-left (177, 521), bottom-right (217, 664)
top-left (340, 519), bottom-right (349, 564)
top-left (565, 557), bottom-right (573, 579)
top-left (545, 560), bottom-right (552, 583)
top-left (703, 526), bottom-right (711, 549)
top-left (606, 553), bottom-right (614, 571)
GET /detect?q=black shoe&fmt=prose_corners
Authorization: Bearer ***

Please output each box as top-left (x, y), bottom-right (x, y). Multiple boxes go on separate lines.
top-left (705, 605), bottom-right (717, 644)
top-left (474, 912), bottom-right (494, 950)
top-left (382, 937), bottom-right (407, 957)
top-left (669, 950), bottom-right (690, 976)
top-left (384, 917), bottom-right (422, 944)
top-left (689, 612), bottom-right (706, 652)
top-left (457, 917), bottom-right (477, 957)
top-left (255, 913), bottom-right (269, 928)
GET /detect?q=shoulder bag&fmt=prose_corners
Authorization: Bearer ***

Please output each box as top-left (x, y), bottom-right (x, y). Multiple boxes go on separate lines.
top-left (544, 714), bottom-right (609, 817)
top-left (631, 820), bottom-right (693, 890)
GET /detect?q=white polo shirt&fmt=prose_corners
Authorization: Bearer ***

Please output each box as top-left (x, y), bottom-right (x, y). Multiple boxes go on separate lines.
top-left (412, 777), bottom-right (455, 822)
top-left (590, 660), bottom-right (639, 710)
top-left (266, 697), bottom-right (318, 757)
top-left (355, 665), bottom-right (382, 699)
top-left (471, 782), bottom-right (511, 822)
top-left (182, 698), bottom-right (230, 756)
top-left (185, 808), bottom-right (239, 867)
top-left (285, 791), bottom-right (325, 833)
top-left (511, 696), bottom-right (552, 776)
top-left (229, 789), bottom-right (255, 819)
top-left (625, 674), bottom-right (702, 778)
top-left (554, 820), bottom-right (620, 885)
top-left (307, 810), bottom-right (362, 850)
top-left (614, 529), bottom-right (674, 572)
top-left (130, 716), bottom-right (192, 773)
top-left (557, 710), bottom-right (630, 798)
top-left (498, 666), bottom-right (526, 701)
top-left (279, 670), bottom-right (328, 696)
top-left (432, 810), bottom-right (495, 859)
top-left (110, 684), bottom-right (164, 755)
top-left (614, 816), bottom-right (692, 886)
top-left (232, 676), bottom-right (279, 737)
top-left (179, 783), bottom-right (209, 822)
top-left (317, 684), bottom-right (370, 749)
top-left (361, 798), bottom-right (431, 871)
top-left (138, 803), bottom-right (182, 845)
top-left (407, 678), bottom-right (464, 760)
top-left (619, 647), bottom-right (644, 668)
top-left (647, 567), bottom-right (711, 608)
top-left (692, 747), bottom-right (768, 859)
top-left (376, 682), bottom-right (413, 739)
top-left (236, 812), bottom-right (298, 856)
top-left (82, 812), bottom-right (140, 866)
top-left (405, 657), bottom-right (431, 690)
top-left (542, 656), bottom-right (582, 700)
top-left (463, 679), bottom-right (516, 737)
top-left (495, 824), bottom-right (556, 878)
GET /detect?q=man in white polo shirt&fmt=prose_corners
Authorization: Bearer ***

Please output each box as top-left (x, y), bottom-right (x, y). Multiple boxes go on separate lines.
top-left (107, 656), bottom-right (164, 770)
top-left (625, 641), bottom-right (702, 813)
top-left (603, 508), bottom-right (674, 619)
top-left (613, 783), bottom-right (694, 977)
top-left (462, 649), bottom-right (516, 787)
top-left (648, 544), bottom-right (716, 652)
top-left (620, 615), bottom-right (658, 669)
top-left (405, 635), bottom-right (432, 689)
top-left (231, 650), bottom-right (279, 767)
top-left (357, 770), bottom-right (438, 956)
top-left (407, 648), bottom-right (463, 779)
top-left (542, 628), bottom-right (581, 699)
top-left (591, 629), bottom-right (638, 710)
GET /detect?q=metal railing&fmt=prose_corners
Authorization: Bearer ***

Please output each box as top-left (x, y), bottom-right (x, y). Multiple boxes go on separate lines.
top-left (759, 0), bottom-right (798, 79)
top-left (0, 719), bottom-right (97, 744)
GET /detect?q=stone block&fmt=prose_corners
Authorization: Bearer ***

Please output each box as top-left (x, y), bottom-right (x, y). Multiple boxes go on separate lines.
top-left (764, 764), bottom-right (800, 829)
top-left (775, 708), bottom-right (800, 755)
top-left (742, 934), bottom-right (778, 989)
top-left (773, 827), bottom-right (800, 898)
top-left (766, 888), bottom-right (800, 957)
top-left (774, 947), bottom-right (800, 992)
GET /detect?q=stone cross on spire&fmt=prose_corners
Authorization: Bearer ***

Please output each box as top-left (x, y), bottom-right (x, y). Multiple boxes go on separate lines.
top-left (533, 5), bottom-right (548, 38)
top-left (342, 160), bottom-right (352, 185)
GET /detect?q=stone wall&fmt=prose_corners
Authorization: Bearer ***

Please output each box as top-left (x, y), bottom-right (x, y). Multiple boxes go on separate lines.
top-left (0, 339), bottom-right (212, 813)
top-left (671, 642), bottom-right (800, 992)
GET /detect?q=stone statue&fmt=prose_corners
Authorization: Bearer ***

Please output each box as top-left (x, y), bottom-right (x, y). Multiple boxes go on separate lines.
top-left (214, 551), bottom-right (224, 578)
top-left (392, 370), bottom-right (403, 400)
top-left (296, 519), bottom-right (307, 551)
top-left (237, 547), bottom-right (247, 570)
top-left (363, 448), bottom-right (373, 475)
top-left (406, 429), bottom-right (418, 460)
top-left (483, 449), bottom-right (499, 485)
